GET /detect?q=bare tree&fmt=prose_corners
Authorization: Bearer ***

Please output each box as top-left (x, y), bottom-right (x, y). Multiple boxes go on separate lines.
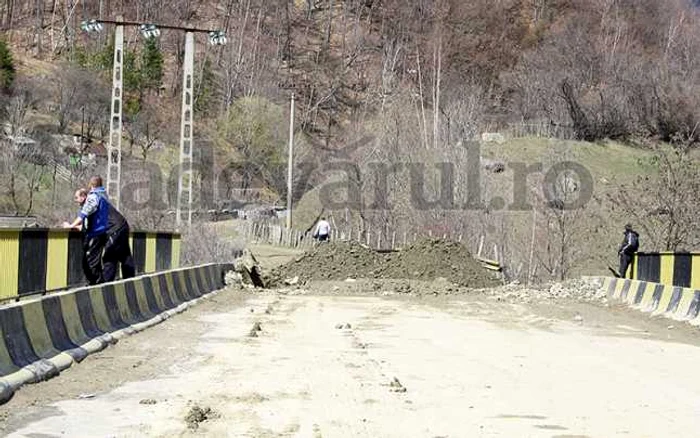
top-left (0, 82), bottom-right (48, 216)
top-left (54, 65), bottom-right (110, 136)
top-left (610, 143), bottom-right (700, 252)
top-left (124, 106), bottom-right (163, 161)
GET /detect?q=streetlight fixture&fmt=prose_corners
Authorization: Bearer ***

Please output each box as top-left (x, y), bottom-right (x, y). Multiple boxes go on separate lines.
top-left (80, 19), bottom-right (104, 33)
top-left (139, 24), bottom-right (161, 39)
top-left (208, 30), bottom-right (227, 46)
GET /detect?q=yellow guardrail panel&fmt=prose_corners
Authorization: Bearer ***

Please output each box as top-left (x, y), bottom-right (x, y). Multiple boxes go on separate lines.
top-left (171, 235), bottom-right (181, 269)
top-left (45, 231), bottom-right (69, 290)
top-left (0, 230), bottom-right (20, 301)
top-left (145, 233), bottom-right (157, 273)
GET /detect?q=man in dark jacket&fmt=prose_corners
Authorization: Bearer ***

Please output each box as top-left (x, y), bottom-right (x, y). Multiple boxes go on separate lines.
top-left (65, 176), bottom-right (135, 284)
top-left (102, 200), bottom-right (136, 282)
top-left (86, 176), bottom-right (136, 282)
top-left (618, 223), bottom-right (640, 278)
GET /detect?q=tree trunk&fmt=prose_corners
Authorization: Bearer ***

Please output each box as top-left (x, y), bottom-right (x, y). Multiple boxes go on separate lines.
top-left (416, 49), bottom-right (429, 149)
top-left (433, 35), bottom-right (442, 149)
top-left (5, 0), bottom-right (15, 32)
top-left (35, 0), bottom-right (44, 55)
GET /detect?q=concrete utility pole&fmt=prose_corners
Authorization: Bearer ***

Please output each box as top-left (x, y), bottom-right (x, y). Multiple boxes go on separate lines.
top-left (106, 18), bottom-right (124, 208)
top-left (177, 32), bottom-right (195, 227)
top-left (286, 93), bottom-right (295, 229)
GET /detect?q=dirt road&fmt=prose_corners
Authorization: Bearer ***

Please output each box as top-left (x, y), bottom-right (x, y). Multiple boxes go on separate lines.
top-left (2, 279), bottom-right (700, 438)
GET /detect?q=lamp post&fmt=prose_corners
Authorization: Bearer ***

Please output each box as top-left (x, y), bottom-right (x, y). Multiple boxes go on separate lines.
top-left (81, 19), bottom-right (226, 224)
top-left (177, 31), bottom-right (195, 227)
top-left (286, 93), bottom-right (295, 229)
top-left (82, 18), bottom-right (124, 207)
top-left (176, 29), bottom-right (227, 227)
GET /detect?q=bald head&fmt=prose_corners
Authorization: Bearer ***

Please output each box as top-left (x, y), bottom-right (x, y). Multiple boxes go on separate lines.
top-left (74, 188), bottom-right (87, 205)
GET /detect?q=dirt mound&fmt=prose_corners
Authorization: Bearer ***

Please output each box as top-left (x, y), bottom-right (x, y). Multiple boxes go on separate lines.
top-left (266, 241), bottom-right (383, 286)
top-left (376, 239), bottom-right (500, 288)
top-left (267, 239), bottom-right (499, 288)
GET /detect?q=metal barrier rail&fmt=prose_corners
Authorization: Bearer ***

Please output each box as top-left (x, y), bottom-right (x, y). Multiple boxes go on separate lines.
top-left (0, 228), bottom-right (180, 302)
top-left (632, 252), bottom-right (700, 289)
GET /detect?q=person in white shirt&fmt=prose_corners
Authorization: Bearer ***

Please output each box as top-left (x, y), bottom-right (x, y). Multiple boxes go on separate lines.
top-left (313, 217), bottom-right (331, 242)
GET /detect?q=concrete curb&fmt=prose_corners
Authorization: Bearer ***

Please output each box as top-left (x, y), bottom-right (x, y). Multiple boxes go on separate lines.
top-left (586, 276), bottom-right (700, 325)
top-left (0, 263), bottom-right (233, 405)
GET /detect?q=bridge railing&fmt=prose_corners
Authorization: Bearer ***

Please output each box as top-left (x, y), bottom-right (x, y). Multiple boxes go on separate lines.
top-left (0, 228), bottom-right (180, 302)
top-left (631, 252), bottom-right (700, 289)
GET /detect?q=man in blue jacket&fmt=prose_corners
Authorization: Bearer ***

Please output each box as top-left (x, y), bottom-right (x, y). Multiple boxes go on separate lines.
top-left (64, 176), bottom-right (135, 284)
top-left (64, 180), bottom-right (110, 284)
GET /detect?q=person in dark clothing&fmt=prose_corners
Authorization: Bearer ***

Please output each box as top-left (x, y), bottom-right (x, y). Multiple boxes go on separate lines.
top-left (64, 176), bottom-right (136, 284)
top-left (67, 188), bottom-right (103, 285)
top-left (618, 223), bottom-right (640, 278)
top-left (102, 201), bottom-right (136, 282)
top-left (64, 185), bottom-right (110, 284)
top-left (85, 176), bottom-right (136, 282)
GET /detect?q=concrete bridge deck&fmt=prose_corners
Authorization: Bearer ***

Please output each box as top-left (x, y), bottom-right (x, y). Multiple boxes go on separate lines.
top-left (1, 247), bottom-right (699, 437)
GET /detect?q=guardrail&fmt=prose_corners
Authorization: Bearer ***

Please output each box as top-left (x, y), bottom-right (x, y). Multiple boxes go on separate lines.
top-left (631, 252), bottom-right (700, 289)
top-left (0, 228), bottom-right (180, 302)
top-left (594, 276), bottom-right (700, 326)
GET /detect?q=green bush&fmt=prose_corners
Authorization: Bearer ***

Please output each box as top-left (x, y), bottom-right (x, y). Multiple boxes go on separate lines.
top-left (0, 39), bottom-right (15, 92)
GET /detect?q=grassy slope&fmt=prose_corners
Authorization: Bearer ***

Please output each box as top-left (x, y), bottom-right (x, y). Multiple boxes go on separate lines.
top-left (482, 138), bottom-right (649, 179)
top-left (481, 138), bottom-right (651, 278)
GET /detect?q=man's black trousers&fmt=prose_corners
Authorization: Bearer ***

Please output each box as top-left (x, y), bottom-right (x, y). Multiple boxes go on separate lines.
top-left (619, 252), bottom-right (633, 278)
top-left (103, 225), bottom-right (136, 282)
top-left (83, 234), bottom-right (107, 285)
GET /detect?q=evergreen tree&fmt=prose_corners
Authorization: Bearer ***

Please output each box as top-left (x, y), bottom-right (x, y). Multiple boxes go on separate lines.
top-left (195, 58), bottom-right (216, 112)
top-left (141, 37), bottom-right (164, 93)
top-left (0, 39), bottom-right (15, 92)
top-left (123, 50), bottom-right (142, 94)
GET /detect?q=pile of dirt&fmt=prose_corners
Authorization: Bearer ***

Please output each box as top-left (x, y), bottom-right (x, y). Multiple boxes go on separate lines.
top-left (267, 239), bottom-right (499, 288)
top-left (266, 240), bottom-right (383, 286)
top-left (376, 239), bottom-right (500, 288)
